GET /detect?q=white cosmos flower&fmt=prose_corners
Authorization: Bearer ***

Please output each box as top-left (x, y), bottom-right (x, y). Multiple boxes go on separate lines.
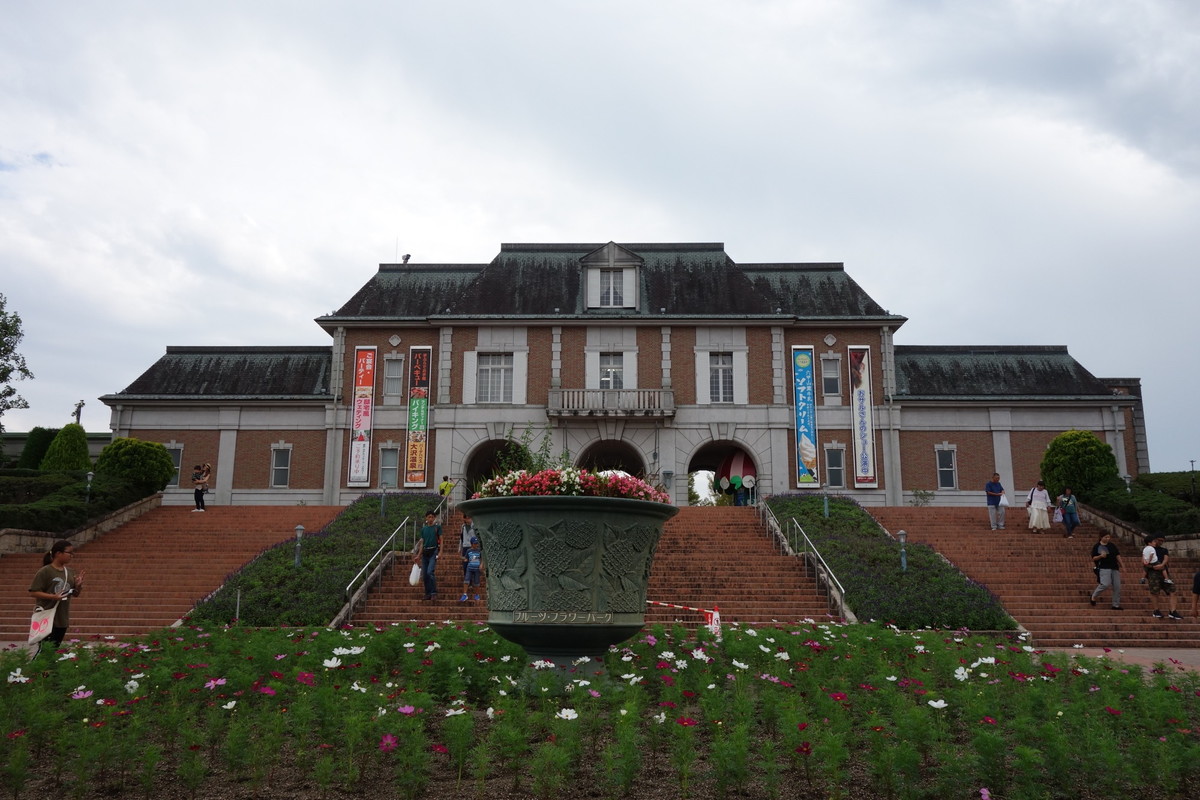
top-left (774, 651), bottom-right (791, 661)
top-left (555, 708), bottom-right (578, 720)
top-left (732, 660), bottom-right (748, 670)
top-left (674, 660), bottom-right (688, 670)
top-left (653, 712), bottom-right (666, 724)
top-left (573, 656), bottom-right (591, 665)
top-left (7, 669), bottom-right (29, 684)
top-left (659, 651), bottom-right (675, 661)
top-left (532, 660), bottom-right (555, 670)
top-left (323, 657), bottom-right (342, 668)
top-left (350, 681), bottom-right (367, 693)
top-left (222, 700), bottom-right (237, 710)
top-left (927, 699), bottom-right (948, 709)
top-left (445, 708), bottom-right (467, 716)
top-left (691, 649), bottom-right (707, 661)
top-left (954, 667), bottom-right (970, 682)
top-left (125, 680), bottom-right (140, 694)
top-left (885, 676), bottom-right (898, 681)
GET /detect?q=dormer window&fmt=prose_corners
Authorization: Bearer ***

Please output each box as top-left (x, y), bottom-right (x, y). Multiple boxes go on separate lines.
top-left (583, 242), bottom-right (641, 310)
top-left (600, 269), bottom-right (624, 307)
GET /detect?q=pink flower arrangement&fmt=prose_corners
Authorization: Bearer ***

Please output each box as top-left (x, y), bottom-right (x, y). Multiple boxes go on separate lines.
top-left (472, 467), bottom-right (670, 503)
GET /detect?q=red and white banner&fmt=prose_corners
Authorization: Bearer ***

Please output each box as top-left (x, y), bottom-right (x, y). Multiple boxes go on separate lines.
top-left (347, 346), bottom-right (376, 486)
top-left (847, 346), bottom-right (877, 488)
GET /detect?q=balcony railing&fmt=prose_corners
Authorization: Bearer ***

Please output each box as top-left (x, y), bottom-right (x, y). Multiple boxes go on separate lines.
top-left (547, 389), bottom-right (675, 418)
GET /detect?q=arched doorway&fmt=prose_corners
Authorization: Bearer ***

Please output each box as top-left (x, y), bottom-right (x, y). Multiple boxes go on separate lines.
top-left (687, 441), bottom-right (759, 504)
top-left (463, 439), bottom-right (516, 495)
top-left (576, 440), bottom-right (647, 477)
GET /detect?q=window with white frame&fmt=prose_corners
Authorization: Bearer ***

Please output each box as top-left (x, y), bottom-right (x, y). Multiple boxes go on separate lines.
top-left (935, 445), bottom-right (957, 490)
top-left (709, 352), bottom-right (734, 403)
top-left (599, 352), bottom-right (624, 390)
top-left (271, 445), bottom-right (292, 488)
top-left (164, 445), bottom-right (184, 487)
top-left (599, 269), bottom-right (624, 307)
top-left (825, 446), bottom-right (845, 489)
top-left (821, 355), bottom-right (841, 397)
top-left (383, 355), bottom-right (405, 400)
top-left (476, 353), bottom-right (514, 403)
top-left (379, 447), bottom-right (400, 489)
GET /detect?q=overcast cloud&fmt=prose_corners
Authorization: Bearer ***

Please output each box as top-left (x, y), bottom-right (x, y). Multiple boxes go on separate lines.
top-left (2, 0), bottom-right (1197, 473)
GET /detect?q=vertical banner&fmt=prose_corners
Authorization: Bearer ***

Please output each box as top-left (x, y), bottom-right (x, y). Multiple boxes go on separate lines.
top-left (847, 346), bottom-right (878, 487)
top-left (404, 346), bottom-right (432, 487)
top-left (347, 346), bottom-right (377, 486)
top-left (791, 346), bottom-right (820, 487)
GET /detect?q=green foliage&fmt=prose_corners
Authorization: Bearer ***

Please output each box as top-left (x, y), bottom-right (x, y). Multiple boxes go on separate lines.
top-left (1039, 429), bottom-right (1121, 497)
top-left (1089, 483), bottom-right (1200, 537)
top-left (16, 426), bottom-right (58, 469)
top-left (494, 425), bottom-right (570, 477)
top-left (767, 494), bottom-right (1016, 630)
top-left (0, 293), bottom-right (34, 430)
top-left (189, 493), bottom-right (439, 626)
top-left (39, 423), bottom-right (92, 471)
top-left (0, 471), bottom-right (147, 531)
top-left (95, 437), bottom-right (176, 495)
top-left (1136, 470), bottom-right (1200, 506)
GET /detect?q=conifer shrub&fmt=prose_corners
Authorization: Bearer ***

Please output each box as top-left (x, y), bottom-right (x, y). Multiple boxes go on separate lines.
top-left (39, 422), bottom-right (92, 471)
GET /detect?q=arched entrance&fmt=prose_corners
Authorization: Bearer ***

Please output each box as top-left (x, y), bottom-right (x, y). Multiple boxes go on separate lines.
top-left (576, 440), bottom-right (647, 477)
top-left (687, 442), bottom-right (759, 503)
top-left (463, 439), bottom-right (515, 495)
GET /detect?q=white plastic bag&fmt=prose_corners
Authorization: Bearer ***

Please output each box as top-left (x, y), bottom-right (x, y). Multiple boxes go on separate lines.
top-left (998, 493), bottom-right (1010, 507)
top-left (408, 563), bottom-right (422, 586)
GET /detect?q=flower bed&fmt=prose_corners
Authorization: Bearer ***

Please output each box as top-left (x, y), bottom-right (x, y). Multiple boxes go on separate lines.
top-left (472, 467), bottom-right (670, 504)
top-left (3, 621), bottom-right (1198, 799)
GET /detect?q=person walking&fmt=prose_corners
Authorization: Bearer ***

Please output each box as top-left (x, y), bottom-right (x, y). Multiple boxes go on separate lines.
top-left (1089, 533), bottom-right (1124, 610)
top-left (984, 473), bottom-right (1007, 530)
top-left (460, 537), bottom-right (483, 602)
top-left (1056, 487), bottom-right (1080, 538)
top-left (1142, 534), bottom-right (1182, 620)
top-left (28, 540), bottom-right (85, 657)
top-left (1025, 480), bottom-right (1051, 533)
top-left (413, 511), bottom-right (442, 601)
top-left (458, 514), bottom-right (476, 580)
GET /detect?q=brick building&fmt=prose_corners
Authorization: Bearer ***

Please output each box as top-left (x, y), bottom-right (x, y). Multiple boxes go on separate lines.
top-left (101, 241), bottom-right (1147, 507)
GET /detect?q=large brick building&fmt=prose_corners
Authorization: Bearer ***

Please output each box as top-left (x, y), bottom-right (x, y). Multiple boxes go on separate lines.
top-left (101, 242), bottom-right (1147, 507)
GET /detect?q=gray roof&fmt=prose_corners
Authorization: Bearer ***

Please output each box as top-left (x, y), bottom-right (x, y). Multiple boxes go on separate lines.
top-left (322, 242), bottom-right (902, 323)
top-left (894, 345), bottom-right (1121, 400)
top-left (104, 347), bottom-right (333, 400)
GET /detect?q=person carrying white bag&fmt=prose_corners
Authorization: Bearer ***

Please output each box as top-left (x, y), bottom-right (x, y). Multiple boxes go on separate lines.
top-left (28, 540), bottom-right (85, 657)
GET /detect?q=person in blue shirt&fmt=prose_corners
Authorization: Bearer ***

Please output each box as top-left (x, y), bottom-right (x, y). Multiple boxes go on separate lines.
top-left (460, 537), bottom-right (483, 602)
top-left (984, 473), bottom-right (1006, 530)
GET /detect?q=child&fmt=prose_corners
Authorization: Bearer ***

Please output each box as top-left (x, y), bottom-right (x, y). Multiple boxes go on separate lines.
top-left (460, 537), bottom-right (483, 602)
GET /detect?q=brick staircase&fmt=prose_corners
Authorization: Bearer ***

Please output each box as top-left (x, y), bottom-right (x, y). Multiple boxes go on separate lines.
top-left (351, 506), bottom-right (835, 627)
top-left (870, 507), bottom-right (1200, 648)
top-left (0, 505), bottom-right (343, 642)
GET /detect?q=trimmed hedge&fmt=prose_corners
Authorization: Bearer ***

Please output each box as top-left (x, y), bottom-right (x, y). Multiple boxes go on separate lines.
top-left (189, 493), bottom-right (441, 627)
top-left (767, 494), bottom-right (1016, 631)
top-left (1088, 481), bottom-right (1200, 537)
top-left (0, 471), bottom-right (145, 531)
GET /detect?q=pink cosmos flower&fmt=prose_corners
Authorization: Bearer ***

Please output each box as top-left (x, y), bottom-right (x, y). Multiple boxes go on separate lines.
top-left (204, 678), bottom-right (226, 690)
top-left (296, 672), bottom-right (315, 686)
top-left (257, 686), bottom-right (276, 696)
top-left (379, 733), bottom-right (398, 752)
top-left (397, 705), bottom-right (417, 715)
top-left (676, 717), bottom-right (698, 726)
top-left (431, 743), bottom-right (449, 754)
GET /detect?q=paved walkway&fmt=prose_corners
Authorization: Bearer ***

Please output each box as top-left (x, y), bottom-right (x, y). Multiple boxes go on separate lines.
top-left (1043, 647), bottom-right (1200, 673)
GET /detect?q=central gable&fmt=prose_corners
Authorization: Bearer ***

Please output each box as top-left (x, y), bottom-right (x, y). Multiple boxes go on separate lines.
top-left (582, 241), bottom-right (643, 311)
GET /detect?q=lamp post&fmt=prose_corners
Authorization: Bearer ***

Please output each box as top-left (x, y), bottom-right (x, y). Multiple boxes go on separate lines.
top-left (380, 482), bottom-right (390, 518)
top-left (1190, 460), bottom-right (1195, 505)
top-left (1123, 475), bottom-right (1132, 494)
top-left (898, 529), bottom-right (908, 573)
top-left (86, 471), bottom-right (94, 504)
top-left (294, 525), bottom-right (305, 568)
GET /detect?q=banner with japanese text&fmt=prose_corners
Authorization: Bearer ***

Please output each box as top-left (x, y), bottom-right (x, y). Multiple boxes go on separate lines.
top-left (847, 345), bottom-right (878, 488)
top-left (347, 346), bottom-right (377, 486)
top-left (404, 346), bottom-right (432, 487)
top-left (791, 346), bottom-right (820, 487)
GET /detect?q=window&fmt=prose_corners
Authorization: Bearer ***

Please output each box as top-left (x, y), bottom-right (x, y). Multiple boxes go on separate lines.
top-left (271, 446), bottom-right (292, 488)
top-left (383, 355), bottom-right (405, 399)
top-left (709, 352), bottom-right (734, 403)
top-left (821, 356), bottom-right (841, 396)
top-left (825, 447), bottom-right (845, 489)
top-left (599, 269), bottom-right (623, 307)
top-left (164, 445), bottom-right (184, 487)
top-left (477, 353), bottom-right (514, 403)
top-left (599, 352), bottom-right (624, 390)
top-left (935, 447), bottom-right (957, 490)
top-left (379, 447), bottom-right (400, 489)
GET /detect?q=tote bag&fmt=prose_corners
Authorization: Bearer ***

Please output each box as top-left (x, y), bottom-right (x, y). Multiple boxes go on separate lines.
top-left (408, 563), bottom-right (422, 586)
top-left (29, 606), bottom-right (55, 644)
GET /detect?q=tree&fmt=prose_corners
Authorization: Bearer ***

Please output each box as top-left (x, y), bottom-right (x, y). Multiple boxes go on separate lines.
top-left (0, 293), bottom-right (34, 433)
top-left (1039, 430), bottom-right (1121, 497)
top-left (95, 437), bottom-right (175, 495)
top-left (16, 426), bottom-right (58, 469)
top-left (39, 422), bottom-right (92, 471)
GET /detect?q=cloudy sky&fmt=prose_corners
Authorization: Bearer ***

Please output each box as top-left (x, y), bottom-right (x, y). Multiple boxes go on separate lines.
top-left (2, 1), bottom-right (1197, 473)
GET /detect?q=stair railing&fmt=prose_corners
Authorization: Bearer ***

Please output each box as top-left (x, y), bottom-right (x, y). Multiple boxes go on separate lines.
top-left (757, 502), bottom-right (850, 621)
top-left (329, 516), bottom-right (413, 629)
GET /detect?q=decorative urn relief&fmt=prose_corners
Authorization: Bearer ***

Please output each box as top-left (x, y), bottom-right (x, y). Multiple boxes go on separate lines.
top-left (457, 494), bottom-right (679, 666)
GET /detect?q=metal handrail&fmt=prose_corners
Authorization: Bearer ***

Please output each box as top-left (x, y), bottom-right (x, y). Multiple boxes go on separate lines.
top-left (344, 516), bottom-right (410, 599)
top-left (757, 501), bottom-right (850, 620)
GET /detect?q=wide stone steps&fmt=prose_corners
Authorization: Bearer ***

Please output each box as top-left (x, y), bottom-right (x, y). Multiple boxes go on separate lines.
top-left (870, 507), bottom-right (1200, 648)
top-left (351, 506), bottom-right (836, 627)
top-left (0, 506), bottom-right (343, 642)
